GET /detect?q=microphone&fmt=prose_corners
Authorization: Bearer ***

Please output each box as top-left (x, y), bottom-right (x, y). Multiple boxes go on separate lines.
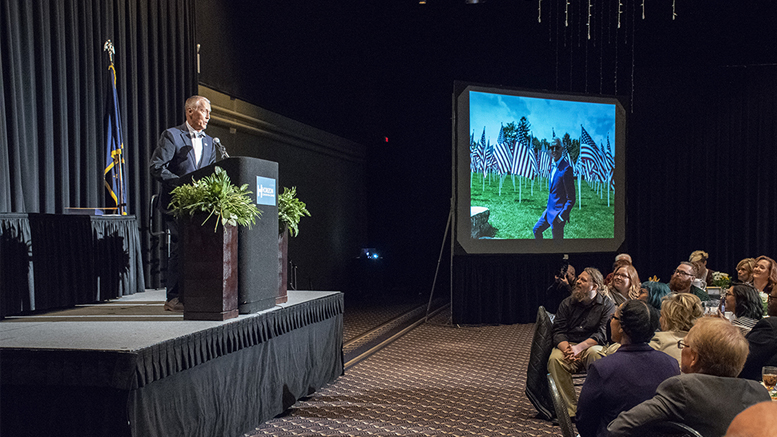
top-left (213, 137), bottom-right (229, 159)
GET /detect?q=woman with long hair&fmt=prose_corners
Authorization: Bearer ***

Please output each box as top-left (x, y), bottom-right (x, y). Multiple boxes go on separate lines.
top-left (752, 255), bottom-right (777, 294)
top-left (724, 284), bottom-right (764, 335)
top-left (606, 263), bottom-right (641, 306)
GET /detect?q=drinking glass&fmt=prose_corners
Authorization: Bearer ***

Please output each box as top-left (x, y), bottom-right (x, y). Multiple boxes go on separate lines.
top-left (703, 300), bottom-right (720, 316)
top-left (762, 366), bottom-right (777, 391)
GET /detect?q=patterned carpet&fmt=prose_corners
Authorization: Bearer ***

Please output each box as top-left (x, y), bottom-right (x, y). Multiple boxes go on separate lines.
top-left (343, 298), bottom-right (430, 343)
top-left (245, 310), bottom-right (562, 436)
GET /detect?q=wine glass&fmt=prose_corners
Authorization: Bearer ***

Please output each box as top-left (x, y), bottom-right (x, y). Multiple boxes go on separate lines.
top-left (762, 366), bottom-right (777, 391)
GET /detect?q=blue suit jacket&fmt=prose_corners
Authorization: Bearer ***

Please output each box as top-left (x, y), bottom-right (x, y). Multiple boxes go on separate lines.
top-left (149, 123), bottom-right (216, 211)
top-left (576, 343), bottom-right (680, 437)
top-left (546, 157), bottom-right (575, 223)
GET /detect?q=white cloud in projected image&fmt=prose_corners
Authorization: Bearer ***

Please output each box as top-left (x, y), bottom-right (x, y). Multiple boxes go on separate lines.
top-left (469, 91), bottom-right (616, 154)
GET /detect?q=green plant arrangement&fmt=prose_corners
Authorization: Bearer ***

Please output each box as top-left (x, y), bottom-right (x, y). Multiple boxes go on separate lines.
top-left (168, 166), bottom-right (261, 231)
top-left (710, 271), bottom-right (731, 288)
top-left (278, 186), bottom-right (310, 237)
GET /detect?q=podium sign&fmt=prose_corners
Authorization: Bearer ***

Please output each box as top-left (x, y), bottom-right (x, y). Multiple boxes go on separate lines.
top-left (183, 157), bottom-right (279, 314)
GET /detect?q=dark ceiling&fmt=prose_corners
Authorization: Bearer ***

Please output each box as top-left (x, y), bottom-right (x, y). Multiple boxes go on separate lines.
top-left (197, 0), bottom-right (776, 146)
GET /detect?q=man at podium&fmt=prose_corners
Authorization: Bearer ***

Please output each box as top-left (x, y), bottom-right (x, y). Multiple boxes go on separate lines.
top-left (149, 95), bottom-right (217, 312)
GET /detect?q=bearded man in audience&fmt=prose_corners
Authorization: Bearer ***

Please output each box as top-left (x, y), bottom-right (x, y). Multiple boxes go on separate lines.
top-left (547, 267), bottom-right (615, 418)
top-left (608, 318), bottom-right (770, 436)
top-left (668, 261), bottom-right (710, 301)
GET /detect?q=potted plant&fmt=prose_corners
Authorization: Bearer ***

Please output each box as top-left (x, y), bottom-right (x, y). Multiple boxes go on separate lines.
top-left (168, 166), bottom-right (261, 320)
top-left (277, 186), bottom-right (310, 302)
top-left (169, 166), bottom-right (261, 231)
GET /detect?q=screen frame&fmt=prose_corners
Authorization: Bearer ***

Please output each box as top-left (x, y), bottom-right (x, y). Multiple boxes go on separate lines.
top-left (453, 81), bottom-right (627, 255)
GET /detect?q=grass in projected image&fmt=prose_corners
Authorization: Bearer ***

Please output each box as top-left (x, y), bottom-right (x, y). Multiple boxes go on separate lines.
top-left (470, 173), bottom-right (614, 239)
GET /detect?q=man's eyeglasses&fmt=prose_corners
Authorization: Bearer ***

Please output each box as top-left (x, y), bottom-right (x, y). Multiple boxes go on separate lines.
top-left (549, 146), bottom-right (562, 151)
top-left (673, 269), bottom-right (693, 278)
top-left (677, 339), bottom-right (688, 349)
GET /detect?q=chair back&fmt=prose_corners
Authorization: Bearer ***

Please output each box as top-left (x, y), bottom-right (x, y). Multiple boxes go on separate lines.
top-left (149, 194), bottom-right (167, 237)
top-left (546, 373), bottom-right (576, 437)
top-left (633, 421), bottom-right (703, 437)
top-left (525, 306), bottom-right (556, 420)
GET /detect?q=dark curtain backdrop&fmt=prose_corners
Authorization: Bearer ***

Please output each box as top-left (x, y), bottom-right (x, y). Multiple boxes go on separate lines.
top-left (627, 65), bottom-right (777, 283)
top-left (454, 64), bottom-right (777, 325)
top-left (0, 0), bottom-right (196, 288)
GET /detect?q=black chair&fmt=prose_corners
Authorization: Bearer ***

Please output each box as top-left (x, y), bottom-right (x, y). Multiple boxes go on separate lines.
top-left (525, 306), bottom-right (556, 420)
top-left (632, 421), bottom-right (703, 437)
top-left (547, 373), bottom-right (577, 437)
top-left (149, 194), bottom-right (170, 256)
top-left (526, 306), bottom-right (587, 420)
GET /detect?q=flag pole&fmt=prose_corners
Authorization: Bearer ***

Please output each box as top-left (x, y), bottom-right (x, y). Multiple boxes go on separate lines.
top-left (104, 39), bottom-right (128, 215)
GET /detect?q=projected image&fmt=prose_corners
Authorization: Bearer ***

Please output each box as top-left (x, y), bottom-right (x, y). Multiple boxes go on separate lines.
top-left (468, 91), bottom-right (616, 240)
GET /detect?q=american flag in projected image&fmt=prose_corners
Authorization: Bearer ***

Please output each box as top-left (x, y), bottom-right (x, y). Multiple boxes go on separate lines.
top-left (538, 149), bottom-right (552, 178)
top-left (511, 140), bottom-right (536, 179)
top-left (579, 125), bottom-right (607, 182)
top-left (604, 136), bottom-right (615, 189)
top-left (485, 141), bottom-right (496, 175)
top-left (474, 142), bottom-right (486, 174)
top-left (493, 140), bottom-right (512, 175)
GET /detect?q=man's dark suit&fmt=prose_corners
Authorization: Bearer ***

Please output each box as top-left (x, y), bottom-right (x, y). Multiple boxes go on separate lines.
top-left (741, 317), bottom-right (777, 381)
top-left (149, 123), bottom-right (216, 301)
top-left (533, 157), bottom-right (575, 239)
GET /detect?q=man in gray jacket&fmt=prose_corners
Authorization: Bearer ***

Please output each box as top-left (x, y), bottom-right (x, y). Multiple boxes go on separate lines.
top-left (608, 318), bottom-right (770, 436)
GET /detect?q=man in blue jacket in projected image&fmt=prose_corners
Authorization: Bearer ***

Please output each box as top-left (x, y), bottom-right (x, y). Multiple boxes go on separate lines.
top-left (149, 95), bottom-right (216, 312)
top-left (533, 137), bottom-right (575, 239)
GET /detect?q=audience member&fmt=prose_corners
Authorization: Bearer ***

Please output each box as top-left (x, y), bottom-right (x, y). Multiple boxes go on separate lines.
top-left (724, 284), bottom-right (764, 335)
top-left (751, 255), bottom-right (777, 294)
top-left (544, 264), bottom-right (576, 314)
top-left (735, 258), bottom-right (756, 284)
top-left (739, 285), bottom-right (777, 381)
top-left (640, 281), bottom-right (671, 311)
top-left (576, 300), bottom-right (679, 437)
top-left (635, 285), bottom-right (661, 333)
top-left (603, 253), bottom-right (632, 287)
top-left (725, 401), bottom-right (777, 437)
top-left (668, 261), bottom-right (710, 301)
top-left (608, 318), bottom-right (771, 437)
top-left (649, 293), bottom-right (703, 365)
top-left (602, 264), bottom-right (645, 347)
top-left (690, 260), bottom-right (708, 290)
top-left (547, 267), bottom-right (615, 418)
top-left (606, 263), bottom-right (641, 306)
top-left (689, 250), bottom-right (714, 286)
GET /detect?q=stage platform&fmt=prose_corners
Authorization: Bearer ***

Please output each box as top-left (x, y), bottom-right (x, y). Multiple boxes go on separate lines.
top-left (0, 289), bottom-right (344, 437)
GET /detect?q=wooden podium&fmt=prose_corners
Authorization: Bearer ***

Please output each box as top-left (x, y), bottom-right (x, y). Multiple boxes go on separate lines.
top-left (181, 157), bottom-right (279, 316)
